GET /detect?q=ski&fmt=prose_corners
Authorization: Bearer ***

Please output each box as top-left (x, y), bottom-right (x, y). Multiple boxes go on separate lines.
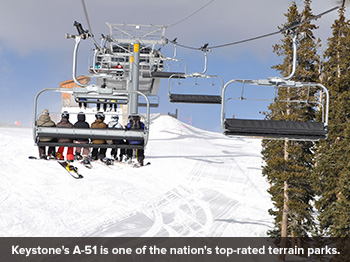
top-left (80, 162), bottom-right (92, 169)
top-left (28, 156), bottom-right (55, 161)
top-left (91, 158), bottom-right (114, 169)
top-left (80, 158), bottom-right (93, 169)
top-left (101, 157), bottom-right (114, 166)
top-left (57, 161), bottom-right (84, 179)
top-left (114, 159), bottom-right (151, 168)
top-left (134, 161), bottom-right (151, 168)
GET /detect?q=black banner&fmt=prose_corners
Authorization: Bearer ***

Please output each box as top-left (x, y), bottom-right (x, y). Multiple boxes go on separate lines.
top-left (0, 237), bottom-right (348, 262)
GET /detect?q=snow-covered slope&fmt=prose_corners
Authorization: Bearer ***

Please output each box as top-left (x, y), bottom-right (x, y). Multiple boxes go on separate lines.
top-left (0, 114), bottom-right (273, 237)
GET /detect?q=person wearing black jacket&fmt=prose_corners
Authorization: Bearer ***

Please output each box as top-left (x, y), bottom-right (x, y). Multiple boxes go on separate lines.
top-left (73, 112), bottom-right (90, 160)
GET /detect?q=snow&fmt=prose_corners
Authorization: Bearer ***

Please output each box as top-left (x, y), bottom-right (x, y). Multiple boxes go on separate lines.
top-left (0, 114), bottom-right (273, 237)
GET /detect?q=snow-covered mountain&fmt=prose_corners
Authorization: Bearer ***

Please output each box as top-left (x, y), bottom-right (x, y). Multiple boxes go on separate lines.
top-left (0, 114), bottom-right (273, 237)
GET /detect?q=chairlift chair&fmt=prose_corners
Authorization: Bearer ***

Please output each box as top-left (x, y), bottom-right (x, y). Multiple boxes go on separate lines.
top-left (91, 43), bottom-right (164, 95)
top-left (143, 44), bottom-right (188, 79)
top-left (168, 73), bottom-right (223, 104)
top-left (102, 23), bottom-right (168, 96)
top-left (221, 30), bottom-right (328, 141)
top-left (221, 78), bottom-right (329, 141)
top-left (89, 51), bottom-right (127, 79)
top-left (167, 46), bottom-right (223, 104)
top-left (33, 88), bottom-right (151, 149)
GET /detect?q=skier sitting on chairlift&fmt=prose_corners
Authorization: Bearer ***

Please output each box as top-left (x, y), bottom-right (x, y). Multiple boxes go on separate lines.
top-left (91, 112), bottom-right (107, 161)
top-left (125, 114), bottom-right (145, 166)
top-left (73, 112), bottom-right (90, 161)
top-left (107, 114), bottom-right (126, 162)
top-left (37, 109), bottom-right (56, 160)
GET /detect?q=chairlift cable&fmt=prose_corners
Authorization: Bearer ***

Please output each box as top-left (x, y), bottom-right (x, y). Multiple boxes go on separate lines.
top-left (81, 0), bottom-right (101, 49)
top-left (168, 0), bottom-right (216, 28)
top-left (170, 41), bottom-right (201, 51)
top-left (168, 4), bottom-right (340, 51)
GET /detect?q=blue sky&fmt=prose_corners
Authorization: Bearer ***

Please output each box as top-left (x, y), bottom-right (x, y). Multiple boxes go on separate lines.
top-left (0, 0), bottom-right (347, 131)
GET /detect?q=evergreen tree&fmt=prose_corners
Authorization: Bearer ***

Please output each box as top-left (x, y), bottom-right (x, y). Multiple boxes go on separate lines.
top-left (262, 0), bottom-right (321, 246)
top-left (313, 7), bottom-right (350, 237)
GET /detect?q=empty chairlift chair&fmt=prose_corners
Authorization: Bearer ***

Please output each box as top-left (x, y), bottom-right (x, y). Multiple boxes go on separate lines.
top-left (166, 46), bottom-right (223, 104)
top-left (143, 39), bottom-right (188, 80)
top-left (168, 73), bottom-right (223, 104)
top-left (221, 79), bottom-right (329, 141)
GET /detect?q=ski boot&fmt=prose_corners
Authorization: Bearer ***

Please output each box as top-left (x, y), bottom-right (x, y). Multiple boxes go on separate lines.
top-left (74, 153), bottom-right (83, 161)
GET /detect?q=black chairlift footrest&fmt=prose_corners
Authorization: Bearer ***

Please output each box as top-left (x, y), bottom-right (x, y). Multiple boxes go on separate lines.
top-left (169, 94), bottom-right (222, 104)
top-left (139, 103), bottom-right (159, 108)
top-left (224, 119), bottom-right (328, 140)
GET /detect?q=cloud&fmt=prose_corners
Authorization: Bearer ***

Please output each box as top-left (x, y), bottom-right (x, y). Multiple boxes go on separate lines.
top-left (0, 0), bottom-right (346, 83)
top-left (0, 0), bottom-right (342, 57)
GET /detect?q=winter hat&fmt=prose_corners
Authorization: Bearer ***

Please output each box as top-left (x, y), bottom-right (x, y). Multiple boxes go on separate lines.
top-left (77, 112), bottom-right (86, 122)
top-left (41, 109), bottom-right (49, 115)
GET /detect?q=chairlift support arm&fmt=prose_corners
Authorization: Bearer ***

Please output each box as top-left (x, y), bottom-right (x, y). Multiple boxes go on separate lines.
top-left (72, 36), bottom-right (88, 87)
top-left (284, 32), bottom-right (298, 80)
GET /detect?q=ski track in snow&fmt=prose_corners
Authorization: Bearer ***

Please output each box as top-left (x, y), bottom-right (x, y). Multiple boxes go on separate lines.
top-left (0, 115), bottom-right (273, 237)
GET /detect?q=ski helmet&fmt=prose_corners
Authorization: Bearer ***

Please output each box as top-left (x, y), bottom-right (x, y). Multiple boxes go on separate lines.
top-left (95, 112), bottom-right (105, 120)
top-left (61, 111), bottom-right (69, 119)
top-left (111, 115), bottom-right (119, 120)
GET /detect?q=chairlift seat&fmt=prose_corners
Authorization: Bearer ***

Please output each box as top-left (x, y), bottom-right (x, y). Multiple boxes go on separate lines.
top-left (169, 94), bottom-right (222, 104)
top-left (143, 72), bottom-right (186, 79)
top-left (223, 118), bottom-right (328, 140)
